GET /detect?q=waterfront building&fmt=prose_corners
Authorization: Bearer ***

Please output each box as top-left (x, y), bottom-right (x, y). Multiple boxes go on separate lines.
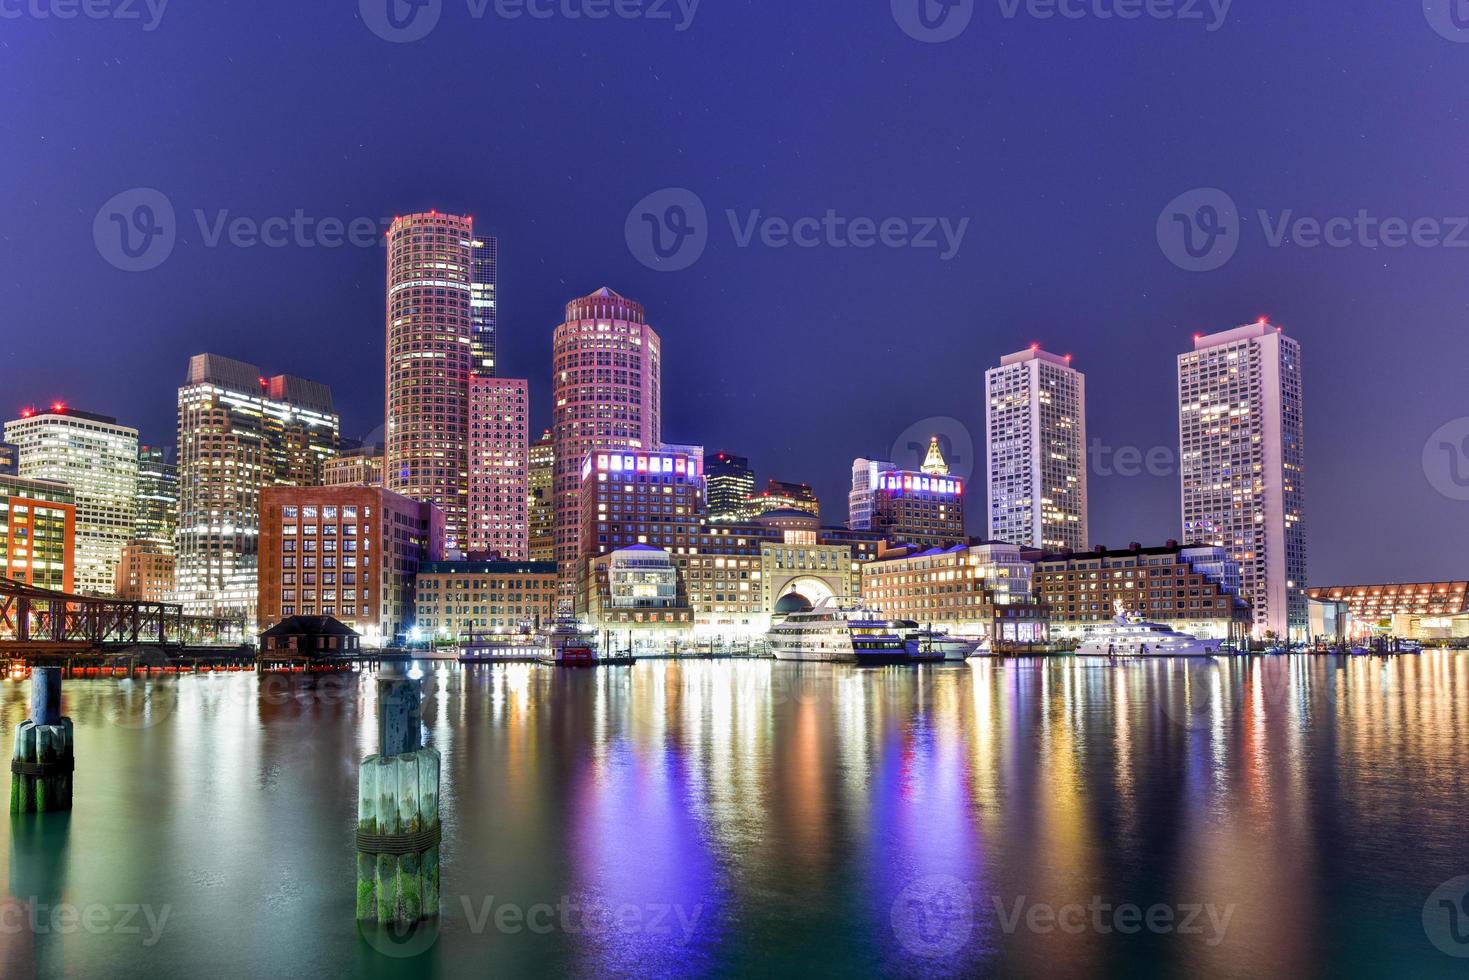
top-left (985, 346), bottom-right (1088, 552)
top-left (578, 448), bottom-right (704, 588)
top-left (862, 542), bottom-right (1048, 647)
top-left (0, 475), bottom-right (75, 592)
top-left (527, 430), bottom-right (555, 562)
top-left (748, 479), bottom-right (819, 520)
top-left (584, 546), bottom-right (694, 640)
top-left (848, 457), bottom-right (896, 530)
top-left (757, 510), bottom-right (859, 612)
top-left (413, 559), bottom-right (558, 641)
top-left (1307, 582), bottom-right (1469, 641)
top-left (1033, 541), bottom-right (1252, 643)
top-left (1179, 320), bottom-right (1307, 640)
top-left (706, 452), bottom-right (755, 523)
top-left (467, 377), bottom-right (529, 559)
top-left (114, 543), bottom-right (174, 604)
top-left (552, 287), bottom-right (662, 596)
top-left (133, 445), bottom-right (178, 554)
top-left (870, 438), bottom-right (965, 549)
top-left (470, 234), bottom-right (498, 377)
top-left (176, 354), bottom-right (339, 623)
top-left (385, 211), bottom-right (475, 550)
top-left (258, 485), bottom-right (444, 647)
top-left (323, 445), bottom-right (384, 487)
top-left (0, 441), bottom-right (15, 476)
top-left (5, 406), bottom-right (139, 595)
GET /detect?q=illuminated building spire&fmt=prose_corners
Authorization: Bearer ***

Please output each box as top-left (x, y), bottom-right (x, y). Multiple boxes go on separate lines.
top-left (921, 437), bottom-right (949, 476)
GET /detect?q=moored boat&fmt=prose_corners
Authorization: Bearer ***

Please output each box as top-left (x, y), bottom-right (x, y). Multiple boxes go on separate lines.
top-left (766, 598), bottom-right (919, 666)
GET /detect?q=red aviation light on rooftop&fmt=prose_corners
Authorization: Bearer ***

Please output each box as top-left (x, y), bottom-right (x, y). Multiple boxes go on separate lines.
top-left (50, 401), bottom-right (66, 413)
top-left (1030, 343), bottom-right (1041, 351)
top-left (20, 407), bottom-right (34, 419)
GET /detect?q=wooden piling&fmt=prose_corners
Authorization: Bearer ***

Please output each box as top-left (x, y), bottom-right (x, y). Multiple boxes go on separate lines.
top-left (355, 666), bottom-right (441, 927)
top-left (9, 667), bottom-right (74, 814)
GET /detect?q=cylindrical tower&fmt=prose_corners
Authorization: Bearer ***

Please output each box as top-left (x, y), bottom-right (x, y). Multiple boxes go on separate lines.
top-left (551, 287), bottom-right (662, 598)
top-left (385, 211), bottom-right (474, 550)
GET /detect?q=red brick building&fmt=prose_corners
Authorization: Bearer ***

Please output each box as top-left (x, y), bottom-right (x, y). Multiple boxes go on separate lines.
top-left (258, 485), bottom-right (444, 647)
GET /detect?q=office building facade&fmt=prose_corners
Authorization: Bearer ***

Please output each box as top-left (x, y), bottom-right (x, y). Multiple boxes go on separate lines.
top-left (706, 452), bottom-right (755, 523)
top-left (0, 475), bottom-right (75, 592)
top-left (527, 430), bottom-right (555, 563)
top-left (176, 353), bottom-right (339, 622)
top-left (467, 376), bottom-right (529, 559)
top-left (5, 407), bottom-right (139, 595)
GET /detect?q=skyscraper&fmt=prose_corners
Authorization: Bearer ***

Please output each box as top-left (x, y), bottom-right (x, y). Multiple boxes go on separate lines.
top-left (176, 354), bottom-right (338, 622)
top-left (5, 406), bottom-right (139, 595)
top-left (385, 211), bottom-right (474, 551)
top-left (1178, 320), bottom-right (1307, 640)
top-left (467, 376), bottom-right (529, 559)
top-left (985, 346), bottom-right (1088, 552)
top-left (552, 287), bottom-right (662, 596)
top-left (527, 430), bottom-right (555, 563)
top-left (848, 457), bottom-right (896, 530)
top-left (471, 235), bottom-right (498, 377)
top-left (134, 444), bottom-right (178, 553)
top-left (706, 452), bottom-right (755, 523)
top-left (0, 475), bottom-right (75, 592)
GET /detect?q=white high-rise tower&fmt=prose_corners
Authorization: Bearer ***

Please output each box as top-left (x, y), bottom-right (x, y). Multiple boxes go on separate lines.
top-left (1178, 320), bottom-right (1307, 641)
top-left (985, 346), bottom-right (1088, 552)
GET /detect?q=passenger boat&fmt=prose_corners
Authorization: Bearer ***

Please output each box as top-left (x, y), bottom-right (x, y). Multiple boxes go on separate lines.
top-left (537, 614), bottom-right (634, 667)
top-left (765, 598), bottom-right (918, 666)
top-left (1076, 601), bottom-right (1220, 658)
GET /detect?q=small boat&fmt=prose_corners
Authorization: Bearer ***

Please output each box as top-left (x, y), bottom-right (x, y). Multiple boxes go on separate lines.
top-left (1076, 601), bottom-right (1220, 658)
top-left (536, 614), bottom-right (634, 667)
top-left (905, 625), bottom-right (984, 662)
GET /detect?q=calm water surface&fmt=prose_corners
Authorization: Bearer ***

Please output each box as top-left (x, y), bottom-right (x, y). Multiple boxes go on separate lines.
top-left (3, 655), bottom-right (1469, 979)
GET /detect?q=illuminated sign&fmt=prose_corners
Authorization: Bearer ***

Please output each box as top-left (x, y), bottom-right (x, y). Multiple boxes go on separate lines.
top-left (583, 451), bottom-right (703, 482)
top-left (878, 472), bottom-right (963, 496)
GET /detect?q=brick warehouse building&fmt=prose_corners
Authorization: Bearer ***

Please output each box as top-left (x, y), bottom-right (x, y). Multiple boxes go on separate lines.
top-left (258, 485), bottom-right (443, 647)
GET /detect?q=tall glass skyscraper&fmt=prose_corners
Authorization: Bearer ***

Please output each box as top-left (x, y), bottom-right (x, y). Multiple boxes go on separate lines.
top-left (706, 452), bottom-right (755, 523)
top-left (470, 235), bottom-right (498, 377)
top-left (385, 212), bottom-right (474, 550)
top-left (984, 346), bottom-right (1088, 553)
top-left (1178, 320), bottom-right (1307, 640)
top-left (134, 444), bottom-right (178, 553)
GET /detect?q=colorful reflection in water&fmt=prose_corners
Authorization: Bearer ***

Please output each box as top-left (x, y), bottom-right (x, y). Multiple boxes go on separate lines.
top-left (2, 654), bottom-right (1468, 977)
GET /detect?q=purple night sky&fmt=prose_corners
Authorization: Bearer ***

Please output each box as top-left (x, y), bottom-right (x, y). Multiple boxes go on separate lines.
top-left (2, 0), bottom-right (1466, 585)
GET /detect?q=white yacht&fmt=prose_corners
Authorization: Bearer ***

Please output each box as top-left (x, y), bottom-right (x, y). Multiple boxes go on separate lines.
top-left (766, 597), bottom-right (918, 665)
top-left (1076, 601), bottom-right (1221, 658)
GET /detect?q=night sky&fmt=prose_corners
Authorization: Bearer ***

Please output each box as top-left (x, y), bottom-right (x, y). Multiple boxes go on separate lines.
top-left (3, 0), bottom-right (1467, 585)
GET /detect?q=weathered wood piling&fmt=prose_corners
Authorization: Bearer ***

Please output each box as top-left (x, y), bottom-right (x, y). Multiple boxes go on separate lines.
top-left (9, 667), bottom-right (74, 814)
top-left (355, 665), bottom-right (440, 927)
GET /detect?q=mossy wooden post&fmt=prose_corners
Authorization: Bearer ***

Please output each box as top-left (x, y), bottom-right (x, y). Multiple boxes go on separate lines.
top-left (355, 664), bottom-right (441, 929)
top-left (9, 667), bottom-right (74, 814)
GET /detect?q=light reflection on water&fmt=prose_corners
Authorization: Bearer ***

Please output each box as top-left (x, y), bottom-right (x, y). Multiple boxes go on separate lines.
top-left (2, 654), bottom-right (1468, 978)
